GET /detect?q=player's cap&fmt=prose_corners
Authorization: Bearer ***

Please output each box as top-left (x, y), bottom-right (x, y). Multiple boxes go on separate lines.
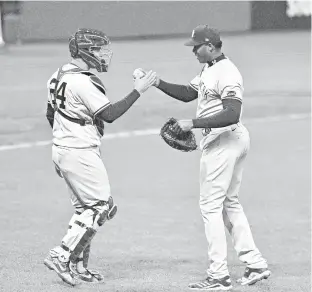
top-left (184, 25), bottom-right (221, 46)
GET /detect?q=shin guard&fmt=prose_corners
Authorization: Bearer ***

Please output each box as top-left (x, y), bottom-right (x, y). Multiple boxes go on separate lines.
top-left (69, 227), bottom-right (96, 263)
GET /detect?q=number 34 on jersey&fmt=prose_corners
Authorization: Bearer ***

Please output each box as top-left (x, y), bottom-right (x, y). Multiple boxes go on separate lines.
top-left (49, 78), bottom-right (67, 109)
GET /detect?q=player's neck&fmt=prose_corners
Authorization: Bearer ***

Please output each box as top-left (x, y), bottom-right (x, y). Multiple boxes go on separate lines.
top-left (210, 51), bottom-right (223, 62)
top-left (70, 58), bottom-right (89, 71)
top-left (207, 52), bottom-right (225, 66)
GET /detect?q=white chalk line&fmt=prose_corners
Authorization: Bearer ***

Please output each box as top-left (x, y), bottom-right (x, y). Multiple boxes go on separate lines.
top-left (0, 113), bottom-right (310, 152)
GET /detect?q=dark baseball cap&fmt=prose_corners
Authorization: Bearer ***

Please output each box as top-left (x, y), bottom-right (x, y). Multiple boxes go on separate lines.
top-left (184, 25), bottom-right (221, 46)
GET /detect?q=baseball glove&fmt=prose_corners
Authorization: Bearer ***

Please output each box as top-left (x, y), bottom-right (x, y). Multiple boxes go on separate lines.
top-left (160, 118), bottom-right (197, 152)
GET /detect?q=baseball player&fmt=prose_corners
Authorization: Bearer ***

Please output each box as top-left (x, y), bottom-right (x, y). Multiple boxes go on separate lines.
top-left (44, 28), bottom-right (156, 286)
top-left (152, 25), bottom-right (271, 290)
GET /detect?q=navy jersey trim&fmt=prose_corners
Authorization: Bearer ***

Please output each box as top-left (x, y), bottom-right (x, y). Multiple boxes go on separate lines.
top-left (80, 72), bottom-right (106, 95)
top-left (207, 54), bottom-right (226, 67)
top-left (90, 77), bottom-right (106, 95)
top-left (94, 102), bottom-right (111, 117)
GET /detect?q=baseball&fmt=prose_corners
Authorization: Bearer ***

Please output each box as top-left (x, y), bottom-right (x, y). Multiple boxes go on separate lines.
top-left (133, 68), bottom-right (146, 79)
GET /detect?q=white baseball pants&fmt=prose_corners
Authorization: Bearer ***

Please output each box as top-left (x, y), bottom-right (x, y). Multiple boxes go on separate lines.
top-left (199, 124), bottom-right (268, 279)
top-left (52, 145), bottom-right (111, 209)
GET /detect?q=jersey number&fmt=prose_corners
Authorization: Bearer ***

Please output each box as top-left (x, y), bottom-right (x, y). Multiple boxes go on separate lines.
top-left (50, 78), bottom-right (67, 109)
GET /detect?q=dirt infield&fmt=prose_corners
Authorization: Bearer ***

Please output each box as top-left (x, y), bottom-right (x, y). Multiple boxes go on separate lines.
top-left (0, 31), bottom-right (310, 292)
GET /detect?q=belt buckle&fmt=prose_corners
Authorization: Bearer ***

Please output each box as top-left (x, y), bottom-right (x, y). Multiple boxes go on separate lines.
top-left (84, 119), bottom-right (94, 126)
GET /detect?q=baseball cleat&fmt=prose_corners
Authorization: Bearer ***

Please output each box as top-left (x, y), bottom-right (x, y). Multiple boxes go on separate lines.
top-left (236, 267), bottom-right (271, 286)
top-left (69, 262), bottom-right (104, 283)
top-left (43, 255), bottom-right (56, 271)
top-left (44, 255), bottom-right (75, 285)
top-left (48, 256), bottom-right (77, 286)
top-left (188, 275), bottom-right (232, 290)
top-left (43, 246), bottom-right (62, 271)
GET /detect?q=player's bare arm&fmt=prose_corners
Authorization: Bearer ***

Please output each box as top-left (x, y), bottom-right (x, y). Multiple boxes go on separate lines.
top-left (155, 79), bottom-right (198, 102)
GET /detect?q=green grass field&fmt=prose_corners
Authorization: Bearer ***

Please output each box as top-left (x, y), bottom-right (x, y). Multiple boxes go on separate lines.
top-left (0, 30), bottom-right (310, 292)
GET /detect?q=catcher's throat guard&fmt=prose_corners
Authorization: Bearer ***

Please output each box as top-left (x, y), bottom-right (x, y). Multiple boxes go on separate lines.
top-left (160, 118), bottom-right (198, 152)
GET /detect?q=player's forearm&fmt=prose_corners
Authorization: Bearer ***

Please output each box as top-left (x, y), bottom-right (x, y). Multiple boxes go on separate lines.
top-left (156, 79), bottom-right (197, 102)
top-left (192, 100), bottom-right (241, 128)
top-left (97, 89), bottom-right (141, 123)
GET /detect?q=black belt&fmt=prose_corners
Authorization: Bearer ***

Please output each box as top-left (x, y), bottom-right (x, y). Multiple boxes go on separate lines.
top-left (57, 108), bottom-right (93, 126)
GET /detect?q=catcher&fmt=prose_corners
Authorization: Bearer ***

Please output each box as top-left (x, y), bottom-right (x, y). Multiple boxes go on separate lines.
top-left (44, 28), bottom-right (156, 286)
top-left (137, 25), bottom-right (270, 290)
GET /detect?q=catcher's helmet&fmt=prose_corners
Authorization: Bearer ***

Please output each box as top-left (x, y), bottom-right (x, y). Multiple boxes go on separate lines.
top-left (69, 28), bottom-right (113, 73)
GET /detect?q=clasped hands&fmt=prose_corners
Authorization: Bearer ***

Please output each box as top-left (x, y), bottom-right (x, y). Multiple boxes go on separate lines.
top-left (133, 68), bottom-right (159, 94)
top-left (133, 68), bottom-right (193, 133)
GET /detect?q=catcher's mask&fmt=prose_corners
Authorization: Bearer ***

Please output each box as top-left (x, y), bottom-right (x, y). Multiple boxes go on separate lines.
top-left (69, 28), bottom-right (113, 73)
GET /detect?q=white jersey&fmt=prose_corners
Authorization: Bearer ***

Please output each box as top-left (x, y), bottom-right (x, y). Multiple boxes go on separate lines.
top-left (189, 56), bottom-right (244, 148)
top-left (47, 64), bottom-right (110, 148)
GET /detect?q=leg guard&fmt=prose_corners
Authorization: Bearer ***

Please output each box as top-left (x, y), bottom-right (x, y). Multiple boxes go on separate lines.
top-left (78, 197), bottom-right (116, 268)
top-left (45, 212), bottom-right (81, 265)
top-left (61, 203), bottom-right (110, 263)
top-left (69, 227), bottom-right (96, 263)
top-left (71, 212), bottom-right (91, 269)
top-left (83, 244), bottom-right (91, 268)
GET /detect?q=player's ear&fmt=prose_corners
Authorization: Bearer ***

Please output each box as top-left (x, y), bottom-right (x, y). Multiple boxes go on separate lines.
top-left (207, 43), bottom-right (214, 52)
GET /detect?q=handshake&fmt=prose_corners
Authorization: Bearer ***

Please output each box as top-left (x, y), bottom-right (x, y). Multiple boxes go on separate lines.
top-left (132, 68), bottom-right (160, 95)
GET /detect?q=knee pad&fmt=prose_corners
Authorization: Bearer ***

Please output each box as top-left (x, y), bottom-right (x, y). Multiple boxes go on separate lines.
top-left (91, 197), bottom-right (117, 225)
top-left (92, 200), bottom-right (112, 227)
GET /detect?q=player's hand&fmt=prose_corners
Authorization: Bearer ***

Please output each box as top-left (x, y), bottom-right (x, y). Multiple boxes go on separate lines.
top-left (133, 68), bottom-right (160, 87)
top-left (172, 119), bottom-right (194, 134)
top-left (134, 70), bottom-right (157, 94)
top-left (153, 74), bottom-right (160, 87)
top-left (145, 69), bottom-right (160, 87)
top-left (133, 68), bottom-right (146, 80)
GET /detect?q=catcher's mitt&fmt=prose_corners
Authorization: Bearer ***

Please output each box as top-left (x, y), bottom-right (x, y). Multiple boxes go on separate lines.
top-left (160, 118), bottom-right (197, 152)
